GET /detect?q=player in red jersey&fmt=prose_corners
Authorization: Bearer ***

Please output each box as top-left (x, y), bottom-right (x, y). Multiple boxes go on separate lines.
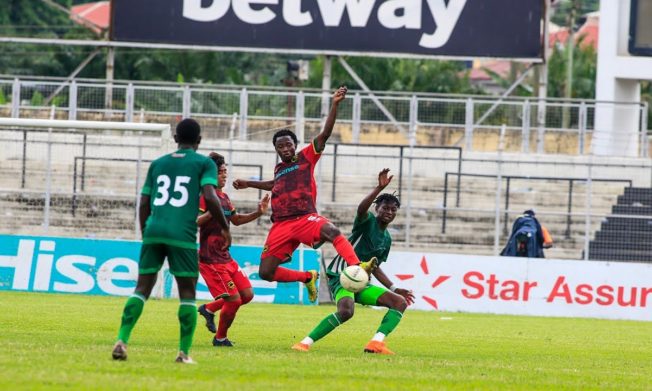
top-left (233, 86), bottom-right (377, 302)
top-left (197, 152), bottom-right (270, 347)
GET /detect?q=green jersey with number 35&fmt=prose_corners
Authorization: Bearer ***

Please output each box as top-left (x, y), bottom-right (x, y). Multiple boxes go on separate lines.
top-left (141, 148), bottom-right (217, 249)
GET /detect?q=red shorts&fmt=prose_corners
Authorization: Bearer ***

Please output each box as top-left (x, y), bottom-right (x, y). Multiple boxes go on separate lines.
top-left (199, 260), bottom-right (252, 300)
top-left (262, 213), bottom-right (329, 262)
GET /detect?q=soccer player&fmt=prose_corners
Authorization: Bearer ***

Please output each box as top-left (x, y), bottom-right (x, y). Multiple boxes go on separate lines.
top-left (196, 152), bottom-right (270, 347)
top-left (232, 86), bottom-right (376, 302)
top-left (112, 118), bottom-right (231, 364)
top-left (292, 169), bottom-right (415, 355)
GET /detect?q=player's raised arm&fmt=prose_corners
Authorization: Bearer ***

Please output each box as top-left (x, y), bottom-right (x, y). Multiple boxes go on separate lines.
top-left (230, 193), bottom-right (270, 226)
top-left (202, 185), bottom-right (231, 248)
top-left (233, 178), bottom-right (274, 191)
top-left (314, 86), bottom-right (347, 152)
top-left (357, 169), bottom-right (393, 219)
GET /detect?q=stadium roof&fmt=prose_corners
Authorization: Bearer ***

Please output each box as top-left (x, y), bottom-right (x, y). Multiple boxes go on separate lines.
top-left (70, 1), bottom-right (110, 35)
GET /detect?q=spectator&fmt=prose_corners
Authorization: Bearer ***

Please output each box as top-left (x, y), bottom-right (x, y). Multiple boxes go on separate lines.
top-left (500, 209), bottom-right (552, 258)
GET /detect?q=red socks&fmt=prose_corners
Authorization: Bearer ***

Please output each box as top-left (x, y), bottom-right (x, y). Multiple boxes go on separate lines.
top-left (333, 235), bottom-right (361, 266)
top-left (206, 293), bottom-right (253, 313)
top-left (273, 267), bottom-right (312, 283)
top-left (216, 298), bottom-right (241, 339)
top-left (206, 299), bottom-right (224, 313)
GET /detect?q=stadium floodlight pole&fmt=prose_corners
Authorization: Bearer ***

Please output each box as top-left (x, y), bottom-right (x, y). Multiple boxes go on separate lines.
top-left (337, 56), bottom-right (408, 137)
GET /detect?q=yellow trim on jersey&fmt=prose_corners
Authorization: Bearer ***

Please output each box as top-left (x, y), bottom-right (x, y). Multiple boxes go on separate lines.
top-left (311, 138), bottom-right (323, 154)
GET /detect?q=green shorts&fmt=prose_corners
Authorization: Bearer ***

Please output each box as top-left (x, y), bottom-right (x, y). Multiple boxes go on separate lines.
top-left (139, 243), bottom-right (199, 277)
top-left (327, 272), bottom-right (388, 305)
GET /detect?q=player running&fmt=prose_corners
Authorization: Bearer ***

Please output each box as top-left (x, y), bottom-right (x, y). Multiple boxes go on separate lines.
top-left (196, 152), bottom-right (270, 347)
top-left (292, 169), bottom-right (415, 355)
top-left (112, 119), bottom-right (231, 364)
top-left (232, 86), bottom-right (377, 302)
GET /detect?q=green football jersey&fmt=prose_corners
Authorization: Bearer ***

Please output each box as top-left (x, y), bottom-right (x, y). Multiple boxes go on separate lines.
top-left (140, 148), bottom-right (217, 249)
top-left (324, 211), bottom-right (392, 276)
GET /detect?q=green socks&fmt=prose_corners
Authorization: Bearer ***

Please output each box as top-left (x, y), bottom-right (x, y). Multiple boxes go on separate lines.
top-left (117, 293), bottom-right (146, 343)
top-left (116, 295), bottom-right (197, 356)
top-left (308, 313), bottom-right (342, 342)
top-left (178, 300), bottom-right (197, 355)
top-left (377, 308), bottom-right (403, 336)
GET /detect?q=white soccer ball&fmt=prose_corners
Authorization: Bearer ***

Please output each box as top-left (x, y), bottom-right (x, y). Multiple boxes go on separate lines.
top-left (340, 265), bottom-right (369, 293)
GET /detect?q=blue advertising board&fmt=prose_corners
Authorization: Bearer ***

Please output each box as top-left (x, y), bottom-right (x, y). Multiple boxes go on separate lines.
top-left (0, 235), bottom-right (320, 305)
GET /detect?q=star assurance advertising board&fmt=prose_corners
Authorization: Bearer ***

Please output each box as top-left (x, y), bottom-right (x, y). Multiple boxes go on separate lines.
top-left (378, 252), bottom-right (652, 321)
top-left (0, 235), bottom-right (319, 305)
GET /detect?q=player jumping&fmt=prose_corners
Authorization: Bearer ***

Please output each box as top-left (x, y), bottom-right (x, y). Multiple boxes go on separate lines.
top-left (197, 152), bottom-right (270, 347)
top-left (112, 118), bottom-right (231, 364)
top-left (232, 86), bottom-right (377, 302)
top-left (292, 169), bottom-right (414, 354)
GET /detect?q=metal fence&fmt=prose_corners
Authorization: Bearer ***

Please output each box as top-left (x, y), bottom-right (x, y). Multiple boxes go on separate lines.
top-left (0, 77), bottom-right (648, 157)
top-left (1, 119), bottom-right (652, 263)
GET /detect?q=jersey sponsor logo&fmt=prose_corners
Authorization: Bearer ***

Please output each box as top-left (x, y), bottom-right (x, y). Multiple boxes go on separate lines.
top-left (227, 280), bottom-right (236, 290)
top-left (171, 153), bottom-right (186, 158)
top-left (275, 164), bottom-right (299, 179)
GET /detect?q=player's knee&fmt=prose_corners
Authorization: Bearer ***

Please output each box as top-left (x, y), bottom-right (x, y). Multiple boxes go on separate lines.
top-left (226, 296), bottom-right (242, 307)
top-left (259, 267), bottom-right (275, 281)
top-left (240, 292), bottom-right (254, 305)
top-left (320, 223), bottom-right (341, 242)
top-left (338, 308), bottom-right (354, 322)
top-left (392, 296), bottom-right (408, 312)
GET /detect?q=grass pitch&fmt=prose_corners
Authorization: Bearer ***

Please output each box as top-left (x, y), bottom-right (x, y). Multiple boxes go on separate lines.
top-left (0, 291), bottom-right (650, 390)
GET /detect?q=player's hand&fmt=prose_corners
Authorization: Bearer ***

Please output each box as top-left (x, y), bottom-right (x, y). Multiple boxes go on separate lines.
top-left (233, 179), bottom-right (248, 190)
top-left (258, 193), bottom-right (270, 214)
top-left (378, 168), bottom-right (393, 188)
top-left (221, 229), bottom-right (232, 250)
top-left (332, 86), bottom-right (347, 105)
top-left (394, 288), bottom-right (415, 306)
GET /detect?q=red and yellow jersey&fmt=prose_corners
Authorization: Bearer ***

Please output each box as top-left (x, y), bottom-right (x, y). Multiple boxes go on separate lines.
top-left (270, 140), bottom-right (321, 222)
top-left (198, 191), bottom-right (236, 264)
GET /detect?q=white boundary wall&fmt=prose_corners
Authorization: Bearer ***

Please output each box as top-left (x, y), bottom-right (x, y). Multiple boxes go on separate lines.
top-left (595, 0), bottom-right (652, 156)
top-left (380, 251), bottom-right (652, 321)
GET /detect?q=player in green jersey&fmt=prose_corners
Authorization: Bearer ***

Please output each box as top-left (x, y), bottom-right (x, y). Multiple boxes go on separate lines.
top-left (292, 169), bottom-right (415, 355)
top-left (112, 118), bottom-right (231, 364)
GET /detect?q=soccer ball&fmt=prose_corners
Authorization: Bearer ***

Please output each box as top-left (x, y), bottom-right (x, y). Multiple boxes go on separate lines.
top-left (340, 265), bottom-right (369, 293)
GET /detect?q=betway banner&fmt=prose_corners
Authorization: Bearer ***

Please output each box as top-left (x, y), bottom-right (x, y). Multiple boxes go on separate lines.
top-left (0, 235), bottom-right (319, 305)
top-left (379, 252), bottom-right (652, 321)
top-left (110, 0), bottom-right (543, 59)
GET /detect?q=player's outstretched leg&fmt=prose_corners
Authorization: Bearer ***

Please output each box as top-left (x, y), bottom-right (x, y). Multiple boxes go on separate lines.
top-left (360, 257), bottom-right (379, 274)
top-left (198, 304), bottom-right (217, 333)
top-left (292, 295), bottom-right (355, 352)
top-left (304, 270), bottom-right (319, 302)
top-left (320, 224), bottom-right (361, 267)
top-left (364, 290), bottom-right (407, 355)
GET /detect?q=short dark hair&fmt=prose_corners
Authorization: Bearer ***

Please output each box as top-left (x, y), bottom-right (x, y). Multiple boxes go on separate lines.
top-left (209, 152), bottom-right (225, 168)
top-left (524, 209), bottom-right (535, 216)
top-left (374, 193), bottom-right (401, 209)
top-left (176, 118), bottom-right (201, 144)
top-left (272, 129), bottom-right (298, 146)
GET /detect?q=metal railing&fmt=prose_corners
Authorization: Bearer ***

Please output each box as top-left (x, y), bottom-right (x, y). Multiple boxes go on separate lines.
top-left (441, 172), bottom-right (633, 236)
top-left (1, 76), bottom-right (648, 156)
